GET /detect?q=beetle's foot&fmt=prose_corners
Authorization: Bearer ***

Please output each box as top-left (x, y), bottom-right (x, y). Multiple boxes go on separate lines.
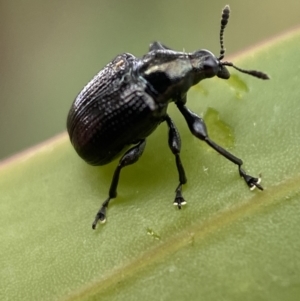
top-left (239, 167), bottom-right (263, 191)
top-left (173, 185), bottom-right (186, 209)
top-left (174, 196), bottom-right (186, 209)
top-left (92, 206), bottom-right (107, 229)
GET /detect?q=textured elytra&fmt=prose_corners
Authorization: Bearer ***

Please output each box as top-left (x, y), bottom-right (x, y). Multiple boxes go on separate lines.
top-left (67, 53), bottom-right (165, 165)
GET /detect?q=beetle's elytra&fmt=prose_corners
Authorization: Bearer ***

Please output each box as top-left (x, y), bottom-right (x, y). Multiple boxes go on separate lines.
top-left (67, 5), bottom-right (269, 229)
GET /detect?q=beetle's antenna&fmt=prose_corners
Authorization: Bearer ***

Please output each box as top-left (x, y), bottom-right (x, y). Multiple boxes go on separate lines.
top-left (218, 5), bottom-right (269, 80)
top-left (219, 5), bottom-right (230, 60)
top-left (222, 61), bottom-right (270, 80)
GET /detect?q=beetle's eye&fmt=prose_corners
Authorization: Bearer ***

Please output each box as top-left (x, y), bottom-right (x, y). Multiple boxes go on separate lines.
top-left (203, 58), bottom-right (218, 78)
top-left (203, 64), bottom-right (216, 78)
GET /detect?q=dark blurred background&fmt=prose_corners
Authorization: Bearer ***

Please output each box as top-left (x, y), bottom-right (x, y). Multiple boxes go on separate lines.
top-left (1, 0), bottom-right (299, 160)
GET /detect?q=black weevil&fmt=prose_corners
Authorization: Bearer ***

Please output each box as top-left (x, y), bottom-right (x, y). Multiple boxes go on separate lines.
top-left (67, 5), bottom-right (269, 229)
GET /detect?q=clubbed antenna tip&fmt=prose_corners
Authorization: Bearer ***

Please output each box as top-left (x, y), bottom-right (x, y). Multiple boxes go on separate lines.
top-left (219, 5), bottom-right (230, 60)
top-left (222, 61), bottom-right (270, 80)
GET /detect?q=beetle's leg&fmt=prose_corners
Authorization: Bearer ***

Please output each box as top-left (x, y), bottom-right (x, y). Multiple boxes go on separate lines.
top-left (165, 115), bottom-right (187, 208)
top-left (176, 103), bottom-right (263, 191)
top-left (149, 41), bottom-right (173, 51)
top-left (92, 140), bottom-right (146, 229)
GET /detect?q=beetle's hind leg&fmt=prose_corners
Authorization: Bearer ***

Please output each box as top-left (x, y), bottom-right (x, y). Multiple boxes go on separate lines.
top-left (92, 140), bottom-right (146, 229)
top-left (165, 115), bottom-right (187, 208)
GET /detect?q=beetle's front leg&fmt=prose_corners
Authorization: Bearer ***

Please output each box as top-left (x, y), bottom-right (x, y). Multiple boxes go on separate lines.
top-left (165, 115), bottom-right (187, 208)
top-left (176, 103), bottom-right (263, 191)
top-left (92, 139), bottom-right (146, 229)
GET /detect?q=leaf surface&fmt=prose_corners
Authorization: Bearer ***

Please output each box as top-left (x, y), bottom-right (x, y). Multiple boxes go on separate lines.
top-left (1, 28), bottom-right (300, 301)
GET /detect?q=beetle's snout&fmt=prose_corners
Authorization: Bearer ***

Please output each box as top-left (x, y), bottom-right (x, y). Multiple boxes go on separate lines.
top-left (217, 64), bottom-right (230, 79)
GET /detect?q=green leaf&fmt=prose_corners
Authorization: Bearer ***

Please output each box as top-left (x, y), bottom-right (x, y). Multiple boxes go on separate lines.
top-left (1, 28), bottom-right (300, 301)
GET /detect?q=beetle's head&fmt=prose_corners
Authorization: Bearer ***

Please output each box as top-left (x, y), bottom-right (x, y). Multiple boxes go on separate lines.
top-left (191, 49), bottom-right (231, 80)
top-left (192, 5), bottom-right (269, 82)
